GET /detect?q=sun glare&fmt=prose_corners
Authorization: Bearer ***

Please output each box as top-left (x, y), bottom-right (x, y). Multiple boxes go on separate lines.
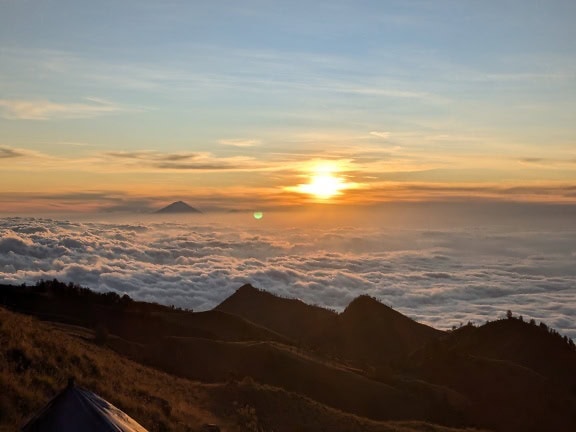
top-left (289, 161), bottom-right (353, 200)
top-left (299, 173), bottom-right (345, 199)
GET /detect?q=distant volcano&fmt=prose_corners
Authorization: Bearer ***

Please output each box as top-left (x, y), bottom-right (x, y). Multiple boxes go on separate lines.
top-left (155, 201), bottom-right (202, 214)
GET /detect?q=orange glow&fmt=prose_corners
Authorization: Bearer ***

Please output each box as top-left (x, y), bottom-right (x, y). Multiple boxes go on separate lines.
top-left (287, 161), bottom-right (356, 200)
top-left (298, 173), bottom-right (346, 199)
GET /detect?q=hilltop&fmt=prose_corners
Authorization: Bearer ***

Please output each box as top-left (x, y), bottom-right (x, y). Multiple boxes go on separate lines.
top-left (216, 286), bottom-right (442, 366)
top-left (1, 280), bottom-right (575, 431)
top-left (155, 201), bottom-right (202, 214)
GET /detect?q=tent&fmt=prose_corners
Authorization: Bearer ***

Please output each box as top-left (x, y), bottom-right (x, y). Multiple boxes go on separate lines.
top-left (21, 379), bottom-right (148, 432)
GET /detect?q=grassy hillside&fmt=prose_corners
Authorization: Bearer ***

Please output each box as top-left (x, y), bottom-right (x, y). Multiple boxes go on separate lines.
top-left (0, 306), bottom-right (484, 432)
top-left (2, 280), bottom-right (575, 431)
top-left (0, 306), bottom-right (221, 431)
top-left (111, 335), bottom-right (468, 425)
top-left (207, 379), bottom-right (485, 432)
top-left (406, 318), bottom-right (576, 432)
top-left (446, 317), bottom-right (576, 391)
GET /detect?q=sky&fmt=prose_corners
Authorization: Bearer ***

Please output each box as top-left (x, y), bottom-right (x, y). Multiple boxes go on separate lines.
top-left (1, 0), bottom-right (576, 212)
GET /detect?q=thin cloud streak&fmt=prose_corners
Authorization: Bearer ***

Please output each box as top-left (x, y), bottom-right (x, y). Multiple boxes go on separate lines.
top-left (0, 146), bottom-right (26, 159)
top-left (0, 146), bottom-right (49, 160)
top-left (102, 151), bottom-right (265, 172)
top-left (369, 131), bottom-right (391, 139)
top-left (219, 139), bottom-right (261, 147)
top-left (0, 98), bottom-right (127, 120)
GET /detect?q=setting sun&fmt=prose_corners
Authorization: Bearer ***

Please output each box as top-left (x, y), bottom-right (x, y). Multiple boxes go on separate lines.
top-left (287, 161), bottom-right (356, 200)
top-left (299, 173), bottom-right (345, 199)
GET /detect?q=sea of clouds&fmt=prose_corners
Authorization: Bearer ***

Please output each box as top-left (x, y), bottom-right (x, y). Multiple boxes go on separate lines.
top-left (0, 211), bottom-right (575, 338)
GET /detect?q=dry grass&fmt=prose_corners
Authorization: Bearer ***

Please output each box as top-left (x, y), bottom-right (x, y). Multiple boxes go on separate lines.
top-left (0, 306), bottom-right (486, 432)
top-left (206, 378), bottom-right (486, 432)
top-left (0, 306), bottom-right (223, 431)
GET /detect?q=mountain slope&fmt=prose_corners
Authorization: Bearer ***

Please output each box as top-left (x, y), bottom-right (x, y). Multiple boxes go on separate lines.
top-left (444, 318), bottom-right (576, 391)
top-left (406, 319), bottom-right (576, 432)
top-left (216, 286), bottom-right (443, 366)
top-left (111, 335), bottom-right (470, 426)
top-left (216, 284), bottom-right (337, 346)
top-left (0, 281), bottom-right (289, 345)
top-left (321, 295), bottom-right (444, 365)
top-left (0, 306), bottom-right (221, 431)
top-left (0, 306), bottom-right (481, 432)
top-left (4, 280), bottom-right (576, 432)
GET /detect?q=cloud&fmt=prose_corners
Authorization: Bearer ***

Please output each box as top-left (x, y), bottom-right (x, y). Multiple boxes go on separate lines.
top-left (518, 157), bottom-right (576, 168)
top-left (520, 158), bottom-right (544, 164)
top-left (0, 215), bottom-right (575, 339)
top-left (102, 150), bottom-right (263, 172)
top-left (369, 131), bottom-right (391, 139)
top-left (0, 146), bottom-right (26, 159)
top-left (219, 139), bottom-right (260, 147)
top-left (0, 191), bottom-right (163, 213)
top-left (358, 183), bottom-right (576, 203)
top-left (0, 145), bottom-right (48, 160)
top-left (105, 151), bottom-right (200, 162)
top-left (152, 162), bottom-right (245, 170)
top-left (0, 98), bottom-right (125, 120)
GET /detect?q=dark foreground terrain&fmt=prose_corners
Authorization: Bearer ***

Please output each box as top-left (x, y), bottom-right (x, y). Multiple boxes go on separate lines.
top-left (1, 280), bottom-right (575, 431)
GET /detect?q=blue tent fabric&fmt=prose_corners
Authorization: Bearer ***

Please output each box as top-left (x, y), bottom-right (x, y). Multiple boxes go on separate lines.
top-left (21, 382), bottom-right (148, 432)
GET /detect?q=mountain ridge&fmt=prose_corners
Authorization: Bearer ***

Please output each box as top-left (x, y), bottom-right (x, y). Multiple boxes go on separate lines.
top-left (2, 279), bottom-right (576, 432)
top-left (216, 286), bottom-right (443, 366)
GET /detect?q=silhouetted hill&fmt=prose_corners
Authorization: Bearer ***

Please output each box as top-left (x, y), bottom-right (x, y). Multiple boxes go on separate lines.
top-left (214, 286), bottom-right (576, 431)
top-left (112, 335), bottom-right (469, 425)
top-left (217, 287), bottom-right (443, 367)
top-left (2, 280), bottom-right (576, 431)
top-left (0, 281), bottom-right (288, 345)
top-left (323, 295), bottom-right (444, 365)
top-left (406, 318), bottom-right (576, 432)
top-left (446, 318), bottom-right (576, 390)
top-left (216, 284), bottom-right (337, 346)
top-left (0, 305), bottom-right (480, 432)
top-left (155, 200), bottom-right (201, 214)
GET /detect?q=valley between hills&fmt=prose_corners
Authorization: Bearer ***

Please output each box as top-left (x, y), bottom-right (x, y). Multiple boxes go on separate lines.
top-left (1, 280), bottom-right (575, 431)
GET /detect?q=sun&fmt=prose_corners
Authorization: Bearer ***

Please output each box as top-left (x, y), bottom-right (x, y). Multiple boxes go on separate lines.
top-left (298, 172), bottom-right (345, 199)
top-left (288, 161), bottom-right (353, 200)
